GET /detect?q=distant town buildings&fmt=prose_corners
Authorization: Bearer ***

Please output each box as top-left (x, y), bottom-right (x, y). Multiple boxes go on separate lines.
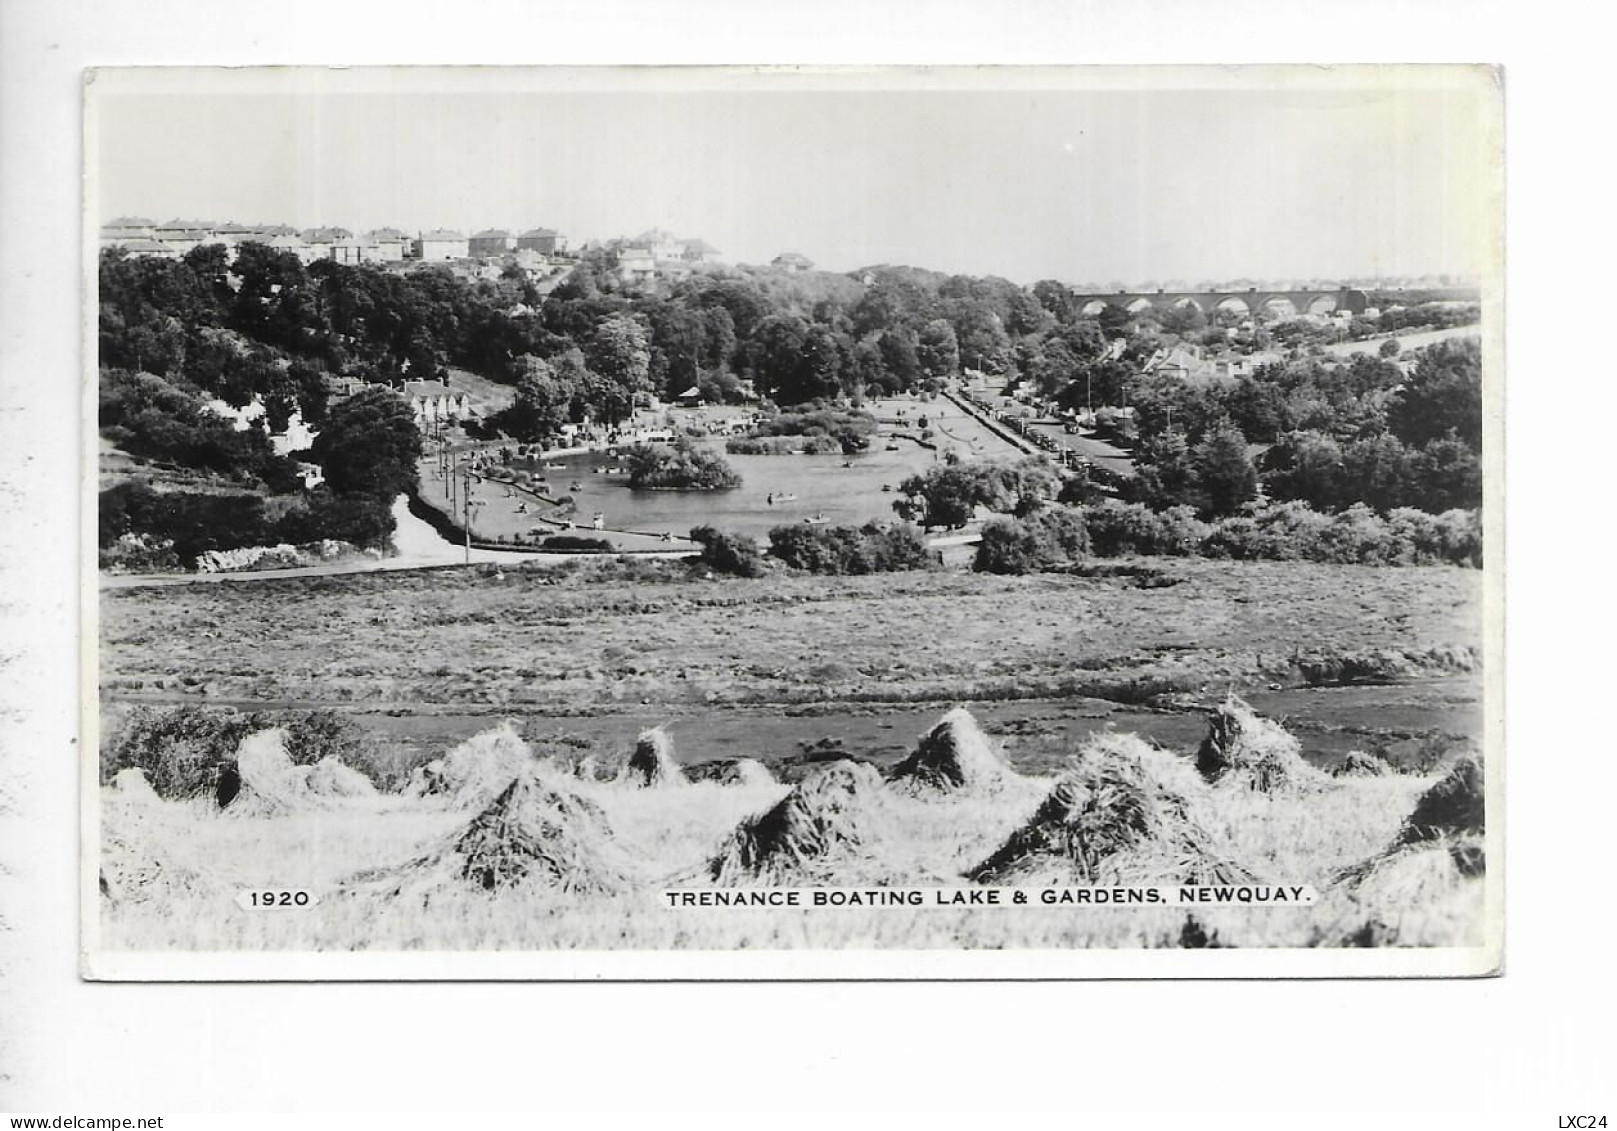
top-left (594, 228), bottom-right (728, 286)
top-left (98, 217), bottom-right (579, 271)
top-left (97, 216), bottom-right (762, 291)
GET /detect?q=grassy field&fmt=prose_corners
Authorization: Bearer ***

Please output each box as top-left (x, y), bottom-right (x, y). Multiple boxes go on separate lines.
top-left (96, 557), bottom-right (1487, 952)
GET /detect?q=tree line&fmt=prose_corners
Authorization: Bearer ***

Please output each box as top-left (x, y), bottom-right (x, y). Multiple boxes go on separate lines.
top-left (98, 240), bottom-right (1481, 567)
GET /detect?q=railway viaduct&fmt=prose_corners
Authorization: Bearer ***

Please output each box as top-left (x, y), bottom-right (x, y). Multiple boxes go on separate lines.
top-left (1068, 286), bottom-right (1479, 319)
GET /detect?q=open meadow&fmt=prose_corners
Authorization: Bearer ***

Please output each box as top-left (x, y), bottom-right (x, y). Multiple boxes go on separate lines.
top-left (96, 557), bottom-right (1488, 952)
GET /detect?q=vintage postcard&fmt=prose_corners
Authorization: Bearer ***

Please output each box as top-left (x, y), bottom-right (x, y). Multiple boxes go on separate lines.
top-left (83, 65), bottom-right (1503, 979)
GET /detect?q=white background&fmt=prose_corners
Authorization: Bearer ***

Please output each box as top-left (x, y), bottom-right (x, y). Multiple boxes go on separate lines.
top-left (1, 0), bottom-right (1611, 1119)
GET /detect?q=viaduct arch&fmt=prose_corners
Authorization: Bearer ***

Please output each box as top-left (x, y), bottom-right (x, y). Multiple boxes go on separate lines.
top-left (1072, 287), bottom-right (1373, 319)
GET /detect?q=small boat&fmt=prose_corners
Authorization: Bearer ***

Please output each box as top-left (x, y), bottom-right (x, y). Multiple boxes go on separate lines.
top-left (804, 512), bottom-right (830, 525)
top-left (774, 492), bottom-right (798, 503)
top-left (569, 481), bottom-right (583, 493)
top-left (885, 443), bottom-right (900, 451)
top-left (542, 462), bottom-right (565, 470)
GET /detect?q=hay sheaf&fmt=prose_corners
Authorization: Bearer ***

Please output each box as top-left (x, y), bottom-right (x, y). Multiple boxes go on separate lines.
top-left (306, 756), bottom-right (379, 799)
top-left (109, 766), bottom-right (162, 803)
top-left (1338, 754), bottom-right (1487, 898)
top-left (355, 766), bottom-right (630, 898)
top-left (1395, 754), bottom-right (1485, 848)
top-left (1196, 695), bottom-right (1329, 793)
top-left (216, 729), bottom-right (377, 816)
top-left (1332, 750), bottom-right (1392, 778)
top-left (622, 726), bottom-right (683, 788)
top-left (887, 707), bottom-right (1014, 795)
top-left (684, 758), bottom-right (777, 787)
top-left (219, 729), bottom-right (310, 817)
top-left (970, 733), bottom-right (1254, 886)
top-left (706, 760), bottom-right (887, 884)
top-left (405, 723), bottom-right (536, 809)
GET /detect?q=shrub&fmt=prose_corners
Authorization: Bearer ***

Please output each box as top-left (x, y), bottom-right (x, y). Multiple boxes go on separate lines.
top-left (973, 507), bottom-right (1089, 574)
top-left (725, 434), bottom-right (842, 455)
top-left (1083, 500), bottom-right (1207, 558)
top-left (273, 489), bottom-right (396, 549)
top-left (767, 521), bottom-right (933, 575)
top-left (689, 525), bottom-right (766, 577)
top-left (538, 534), bottom-right (615, 552)
top-left (99, 482), bottom-right (274, 566)
top-left (102, 706), bottom-right (385, 798)
top-left (1175, 501), bottom-right (1480, 567)
top-left (625, 439), bottom-right (742, 490)
top-left (744, 406), bottom-right (879, 454)
top-left (102, 481), bottom-right (398, 565)
top-left (974, 519), bottom-right (1044, 575)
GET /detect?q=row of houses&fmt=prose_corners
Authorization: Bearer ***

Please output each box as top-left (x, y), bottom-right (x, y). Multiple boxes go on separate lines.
top-left (583, 228), bottom-right (727, 285)
top-left (585, 230), bottom-right (814, 287)
top-left (1140, 345), bottom-right (1286, 383)
top-left (98, 218), bottom-right (572, 266)
top-left (101, 218), bottom-right (819, 285)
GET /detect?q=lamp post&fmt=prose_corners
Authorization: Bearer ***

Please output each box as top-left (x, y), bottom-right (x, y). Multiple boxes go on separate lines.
top-left (461, 462), bottom-right (482, 566)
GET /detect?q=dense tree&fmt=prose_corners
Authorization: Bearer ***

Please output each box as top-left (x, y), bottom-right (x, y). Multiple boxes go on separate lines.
top-left (500, 354), bottom-right (579, 442)
top-left (916, 319), bottom-right (960, 382)
top-left (1390, 338), bottom-right (1482, 452)
top-left (1193, 424), bottom-right (1259, 518)
top-left (893, 459), bottom-right (1057, 530)
top-left (311, 387), bottom-right (422, 498)
top-left (1031, 279), bottom-right (1081, 324)
top-left (582, 314), bottom-right (652, 425)
top-left (1263, 431), bottom-right (1346, 512)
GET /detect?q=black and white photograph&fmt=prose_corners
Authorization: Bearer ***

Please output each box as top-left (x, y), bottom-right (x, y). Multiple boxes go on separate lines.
top-left (83, 64), bottom-right (1502, 979)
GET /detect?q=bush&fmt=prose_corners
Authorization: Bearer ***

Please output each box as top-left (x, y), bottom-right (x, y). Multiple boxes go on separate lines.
top-left (725, 434), bottom-right (841, 455)
top-left (98, 531), bottom-right (182, 573)
top-left (973, 519), bottom-right (1043, 574)
top-left (102, 706), bottom-right (386, 798)
top-left (538, 535), bottom-right (615, 552)
top-left (625, 439), bottom-right (742, 490)
top-left (1083, 501), bottom-right (1208, 558)
top-left (745, 406), bottom-right (879, 454)
top-left (273, 489), bottom-right (396, 549)
top-left (690, 525), bottom-right (766, 577)
top-left (973, 507), bottom-right (1090, 574)
top-left (102, 481), bottom-right (398, 565)
top-left (1171, 500), bottom-right (1480, 567)
top-left (99, 482), bottom-right (273, 566)
top-left (768, 521), bottom-right (934, 575)
top-left (99, 368), bottom-right (302, 490)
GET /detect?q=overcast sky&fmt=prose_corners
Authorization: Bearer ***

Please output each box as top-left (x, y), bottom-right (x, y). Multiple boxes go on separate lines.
top-left (91, 68), bottom-right (1498, 286)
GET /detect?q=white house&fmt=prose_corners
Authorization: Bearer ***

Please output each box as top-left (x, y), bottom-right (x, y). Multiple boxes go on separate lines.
top-left (329, 237), bottom-right (379, 265)
top-left (617, 246), bottom-right (656, 285)
top-left (367, 228), bottom-right (409, 262)
top-left (414, 229), bottom-right (469, 261)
